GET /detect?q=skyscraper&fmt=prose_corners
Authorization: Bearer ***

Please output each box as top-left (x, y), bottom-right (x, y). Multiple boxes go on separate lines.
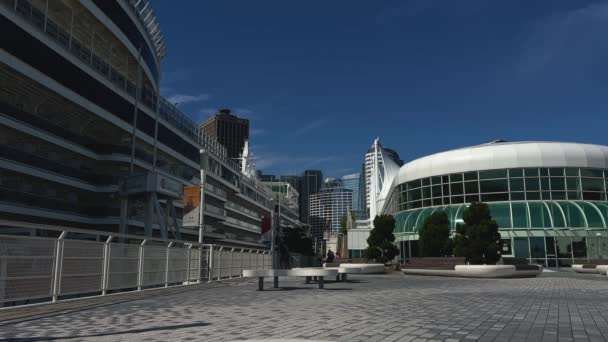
top-left (364, 140), bottom-right (404, 217)
top-left (341, 173), bottom-right (363, 214)
top-left (309, 178), bottom-right (353, 242)
top-left (199, 109), bottom-right (249, 161)
top-left (299, 169), bottom-right (323, 224)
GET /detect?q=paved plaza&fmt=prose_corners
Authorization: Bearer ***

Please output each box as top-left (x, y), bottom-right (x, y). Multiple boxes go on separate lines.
top-left (1, 272), bottom-right (608, 342)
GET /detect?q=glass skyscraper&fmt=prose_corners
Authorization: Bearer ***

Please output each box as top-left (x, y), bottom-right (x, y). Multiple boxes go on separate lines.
top-left (341, 173), bottom-right (363, 214)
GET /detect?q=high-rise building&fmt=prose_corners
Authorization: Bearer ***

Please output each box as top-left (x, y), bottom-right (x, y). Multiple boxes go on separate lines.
top-left (364, 139), bottom-right (404, 217)
top-left (341, 173), bottom-right (363, 214)
top-left (309, 179), bottom-right (353, 243)
top-left (0, 0), bottom-right (271, 247)
top-left (199, 109), bottom-right (249, 162)
top-left (299, 169), bottom-right (323, 224)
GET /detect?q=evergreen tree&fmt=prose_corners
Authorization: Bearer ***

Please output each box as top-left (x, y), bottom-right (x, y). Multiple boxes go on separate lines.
top-left (419, 211), bottom-right (452, 257)
top-left (453, 202), bottom-right (501, 264)
top-left (363, 214), bottom-right (399, 263)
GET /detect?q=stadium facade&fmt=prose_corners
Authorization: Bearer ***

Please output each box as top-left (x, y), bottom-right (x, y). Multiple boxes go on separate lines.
top-left (379, 141), bottom-right (608, 267)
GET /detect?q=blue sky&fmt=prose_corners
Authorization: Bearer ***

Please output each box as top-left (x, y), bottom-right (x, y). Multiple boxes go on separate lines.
top-left (153, 0), bottom-right (608, 178)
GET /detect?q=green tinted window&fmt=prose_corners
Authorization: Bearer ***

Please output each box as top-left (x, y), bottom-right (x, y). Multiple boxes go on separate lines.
top-left (547, 202), bottom-right (565, 227)
top-left (431, 176), bottom-right (441, 185)
top-left (510, 178), bottom-right (524, 191)
top-left (431, 185), bottom-right (442, 197)
top-left (450, 182), bottom-right (463, 195)
top-left (481, 193), bottom-right (509, 202)
top-left (512, 202), bottom-right (529, 228)
top-left (524, 168), bottom-right (539, 177)
top-left (442, 175), bottom-right (449, 183)
top-left (511, 192), bottom-right (525, 200)
top-left (566, 178), bottom-right (580, 191)
top-left (451, 196), bottom-right (464, 204)
top-left (542, 191), bottom-right (551, 200)
top-left (583, 192), bottom-right (604, 201)
top-left (422, 178), bottom-right (431, 186)
top-left (442, 184), bottom-right (449, 196)
top-left (565, 168), bottom-right (579, 177)
top-left (408, 189), bottom-right (421, 201)
top-left (528, 202), bottom-right (551, 228)
top-left (490, 203), bottom-right (512, 228)
top-left (550, 177), bottom-right (565, 190)
top-left (567, 191), bottom-right (581, 200)
top-left (576, 202), bottom-right (606, 228)
top-left (479, 169), bottom-right (508, 179)
top-left (464, 172), bottom-right (478, 181)
top-left (464, 181), bottom-right (479, 194)
top-left (540, 168), bottom-right (549, 176)
top-left (509, 169), bottom-right (523, 177)
top-left (581, 169), bottom-right (604, 178)
top-left (551, 192), bottom-right (566, 200)
top-left (549, 168), bottom-right (564, 176)
top-left (526, 192), bottom-right (540, 200)
top-left (450, 173), bottom-right (463, 182)
top-left (465, 195), bottom-right (479, 203)
top-left (540, 178), bottom-right (550, 190)
top-left (582, 178), bottom-right (604, 192)
top-left (557, 202), bottom-right (586, 228)
top-left (525, 178), bottom-right (540, 191)
top-left (410, 179), bottom-right (422, 189)
top-left (422, 187), bottom-right (431, 198)
top-left (480, 179), bottom-right (508, 193)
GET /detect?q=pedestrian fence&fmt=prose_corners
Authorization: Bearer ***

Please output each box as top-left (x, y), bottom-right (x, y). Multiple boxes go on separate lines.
top-left (0, 228), bottom-right (271, 307)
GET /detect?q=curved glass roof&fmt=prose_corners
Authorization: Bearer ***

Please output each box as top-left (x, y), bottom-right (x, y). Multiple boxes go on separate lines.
top-left (393, 201), bottom-right (608, 233)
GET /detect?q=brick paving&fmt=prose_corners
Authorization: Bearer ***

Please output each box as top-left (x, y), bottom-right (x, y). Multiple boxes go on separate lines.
top-left (1, 272), bottom-right (608, 341)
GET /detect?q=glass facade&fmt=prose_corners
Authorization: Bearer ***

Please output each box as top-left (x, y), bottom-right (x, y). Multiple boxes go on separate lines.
top-left (391, 167), bottom-right (608, 266)
top-left (394, 167), bottom-right (607, 211)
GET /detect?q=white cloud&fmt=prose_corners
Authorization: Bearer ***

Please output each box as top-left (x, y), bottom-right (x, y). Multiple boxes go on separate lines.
top-left (252, 154), bottom-right (337, 172)
top-left (295, 119), bottom-right (327, 135)
top-left (515, 2), bottom-right (608, 80)
top-left (166, 93), bottom-right (211, 105)
top-left (250, 128), bottom-right (266, 136)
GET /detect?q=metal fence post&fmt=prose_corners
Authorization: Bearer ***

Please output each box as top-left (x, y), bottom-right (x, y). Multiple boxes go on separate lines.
top-left (137, 240), bottom-right (147, 291)
top-left (217, 246), bottom-right (223, 280)
top-left (101, 235), bottom-right (114, 296)
top-left (197, 245), bottom-right (205, 283)
top-left (51, 231), bottom-right (67, 302)
top-left (186, 244), bottom-right (192, 285)
top-left (229, 248), bottom-right (235, 278)
top-left (207, 245), bottom-right (213, 283)
top-left (165, 242), bottom-right (173, 288)
top-left (240, 248), bottom-right (244, 277)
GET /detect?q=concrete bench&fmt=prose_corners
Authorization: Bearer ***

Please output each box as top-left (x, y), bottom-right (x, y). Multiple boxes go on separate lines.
top-left (319, 266), bottom-right (364, 281)
top-left (572, 264), bottom-right (601, 274)
top-left (289, 268), bottom-right (339, 288)
top-left (242, 268), bottom-right (338, 290)
top-left (242, 269), bottom-right (290, 291)
top-left (339, 263), bottom-right (385, 274)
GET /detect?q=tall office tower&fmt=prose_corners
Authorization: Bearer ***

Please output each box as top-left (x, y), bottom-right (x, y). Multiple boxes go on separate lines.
top-left (364, 139), bottom-right (404, 217)
top-left (309, 178), bottom-right (353, 242)
top-left (299, 169), bottom-right (323, 224)
top-left (199, 109), bottom-right (249, 161)
top-left (341, 173), bottom-right (362, 214)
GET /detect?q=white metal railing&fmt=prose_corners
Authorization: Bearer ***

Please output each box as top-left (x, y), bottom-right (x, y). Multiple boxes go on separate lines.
top-left (0, 226), bottom-right (270, 307)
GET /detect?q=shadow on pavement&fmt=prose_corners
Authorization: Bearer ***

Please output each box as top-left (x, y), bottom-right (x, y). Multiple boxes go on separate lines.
top-left (0, 322), bottom-right (210, 341)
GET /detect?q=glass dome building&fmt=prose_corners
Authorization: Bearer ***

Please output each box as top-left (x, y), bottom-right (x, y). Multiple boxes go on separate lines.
top-left (382, 141), bottom-right (608, 267)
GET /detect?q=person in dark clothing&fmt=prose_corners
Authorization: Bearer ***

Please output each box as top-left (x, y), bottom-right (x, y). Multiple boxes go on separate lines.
top-left (326, 249), bottom-right (335, 263)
